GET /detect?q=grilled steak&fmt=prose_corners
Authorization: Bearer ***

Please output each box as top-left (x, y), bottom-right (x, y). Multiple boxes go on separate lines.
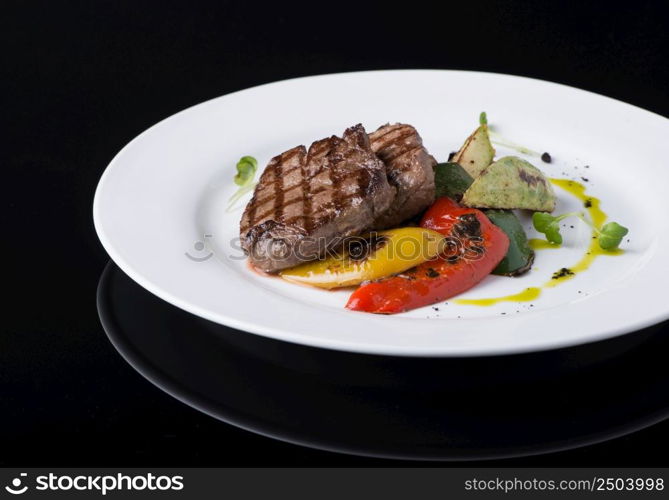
top-left (369, 123), bottom-right (436, 228)
top-left (240, 124), bottom-right (395, 273)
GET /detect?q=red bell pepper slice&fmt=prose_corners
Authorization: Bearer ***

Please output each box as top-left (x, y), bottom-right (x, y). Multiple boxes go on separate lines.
top-left (346, 197), bottom-right (509, 314)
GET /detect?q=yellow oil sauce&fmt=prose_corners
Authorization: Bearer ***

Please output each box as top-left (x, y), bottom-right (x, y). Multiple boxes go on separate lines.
top-left (550, 178), bottom-right (607, 227)
top-left (455, 178), bottom-right (623, 306)
top-left (543, 235), bottom-right (623, 288)
top-left (529, 239), bottom-right (560, 250)
top-left (454, 287), bottom-right (542, 306)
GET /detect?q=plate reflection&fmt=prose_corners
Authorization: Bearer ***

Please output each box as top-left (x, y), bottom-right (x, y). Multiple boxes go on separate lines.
top-left (97, 262), bottom-right (669, 460)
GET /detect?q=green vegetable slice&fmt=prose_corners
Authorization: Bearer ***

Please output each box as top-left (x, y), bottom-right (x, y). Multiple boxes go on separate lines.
top-left (452, 121), bottom-right (495, 178)
top-left (485, 210), bottom-right (535, 276)
top-left (434, 162), bottom-right (474, 201)
top-left (461, 156), bottom-right (556, 212)
top-left (434, 161), bottom-right (535, 276)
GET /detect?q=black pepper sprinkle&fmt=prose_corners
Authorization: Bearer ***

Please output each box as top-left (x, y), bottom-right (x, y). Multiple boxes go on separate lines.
top-left (584, 165), bottom-right (590, 168)
top-left (501, 312), bottom-right (506, 315)
top-left (584, 199), bottom-right (592, 208)
top-left (426, 268), bottom-right (440, 278)
top-left (541, 152), bottom-right (552, 163)
top-left (552, 267), bottom-right (575, 279)
top-left (581, 177), bottom-right (589, 182)
top-left (570, 225), bottom-right (574, 229)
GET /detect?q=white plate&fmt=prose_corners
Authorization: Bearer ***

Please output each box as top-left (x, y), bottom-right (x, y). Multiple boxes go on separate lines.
top-left (94, 70), bottom-right (669, 356)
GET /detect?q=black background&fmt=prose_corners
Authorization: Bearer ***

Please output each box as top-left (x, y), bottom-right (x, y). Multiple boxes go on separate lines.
top-left (3, 0), bottom-right (669, 466)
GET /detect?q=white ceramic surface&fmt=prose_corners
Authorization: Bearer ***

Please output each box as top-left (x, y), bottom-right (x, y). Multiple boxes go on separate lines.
top-left (94, 70), bottom-right (669, 356)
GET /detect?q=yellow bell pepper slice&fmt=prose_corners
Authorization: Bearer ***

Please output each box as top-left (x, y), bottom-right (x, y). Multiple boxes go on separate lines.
top-left (280, 227), bottom-right (445, 289)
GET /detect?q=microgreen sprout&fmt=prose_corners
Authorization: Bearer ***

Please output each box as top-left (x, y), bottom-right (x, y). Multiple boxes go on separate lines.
top-left (488, 131), bottom-right (541, 156)
top-left (480, 111), bottom-right (541, 156)
top-left (234, 156), bottom-right (258, 186)
top-left (532, 212), bottom-right (564, 245)
top-left (532, 211), bottom-right (629, 250)
top-left (598, 222), bottom-right (629, 250)
top-left (227, 155), bottom-right (258, 211)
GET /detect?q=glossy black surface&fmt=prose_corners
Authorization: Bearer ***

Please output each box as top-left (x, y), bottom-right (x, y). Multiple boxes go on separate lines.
top-left (98, 263), bottom-right (669, 460)
top-left (4, 0), bottom-right (669, 465)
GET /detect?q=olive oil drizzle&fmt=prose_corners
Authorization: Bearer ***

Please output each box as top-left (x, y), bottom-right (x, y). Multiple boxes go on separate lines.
top-left (528, 238), bottom-right (560, 250)
top-left (455, 286), bottom-right (542, 306)
top-left (455, 178), bottom-right (623, 306)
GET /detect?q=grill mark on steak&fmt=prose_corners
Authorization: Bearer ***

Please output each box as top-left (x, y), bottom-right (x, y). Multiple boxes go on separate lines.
top-left (370, 124), bottom-right (406, 142)
top-left (280, 147), bottom-right (303, 163)
top-left (240, 124), bottom-right (394, 272)
top-left (272, 156), bottom-right (284, 220)
top-left (300, 143), bottom-right (311, 232)
top-left (369, 123), bottom-right (436, 229)
top-left (254, 184), bottom-right (301, 209)
top-left (329, 152), bottom-right (342, 215)
top-left (371, 129), bottom-right (416, 152)
top-left (384, 144), bottom-right (424, 165)
top-left (260, 190), bottom-right (367, 226)
top-left (240, 146), bottom-right (306, 234)
top-left (279, 165), bottom-right (301, 177)
top-left (244, 190), bottom-right (258, 233)
top-left (259, 156), bottom-right (373, 226)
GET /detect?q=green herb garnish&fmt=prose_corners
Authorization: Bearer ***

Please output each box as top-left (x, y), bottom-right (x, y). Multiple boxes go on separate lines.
top-left (532, 211), bottom-right (628, 250)
top-left (478, 111), bottom-right (541, 156)
top-left (598, 221), bottom-right (629, 250)
top-left (234, 156), bottom-right (258, 186)
top-left (488, 131), bottom-right (540, 156)
top-left (228, 155), bottom-right (258, 211)
top-left (532, 212), bottom-right (564, 245)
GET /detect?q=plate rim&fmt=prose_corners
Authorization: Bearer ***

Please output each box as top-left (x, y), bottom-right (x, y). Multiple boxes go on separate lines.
top-left (93, 68), bottom-right (669, 357)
